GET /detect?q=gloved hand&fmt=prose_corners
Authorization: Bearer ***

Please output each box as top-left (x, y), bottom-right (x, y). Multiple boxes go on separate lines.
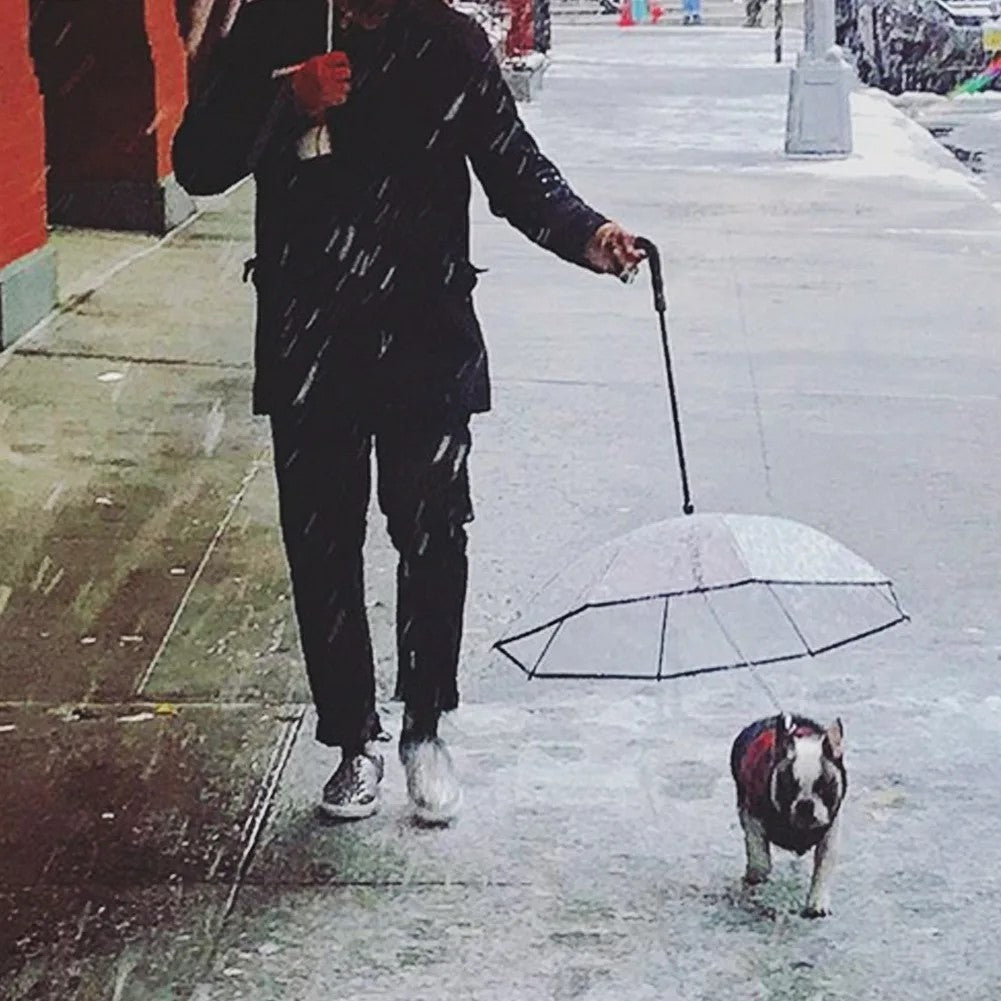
top-left (585, 222), bottom-right (645, 276)
top-left (291, 51), bottom-right (352, 121)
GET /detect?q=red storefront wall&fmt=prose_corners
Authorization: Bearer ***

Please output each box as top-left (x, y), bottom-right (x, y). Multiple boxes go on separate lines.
top-left (0, 0), bottom-right (56, 348)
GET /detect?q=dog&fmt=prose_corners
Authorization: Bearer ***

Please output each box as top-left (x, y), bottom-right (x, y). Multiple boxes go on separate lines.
top-left (730, 713), bottom-right (846, 918)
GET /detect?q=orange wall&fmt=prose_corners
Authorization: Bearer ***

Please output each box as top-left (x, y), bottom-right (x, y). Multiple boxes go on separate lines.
top-left (0, 0), bottom-right (48, 270)
top-left (147, 0), bottom-right (190, 178)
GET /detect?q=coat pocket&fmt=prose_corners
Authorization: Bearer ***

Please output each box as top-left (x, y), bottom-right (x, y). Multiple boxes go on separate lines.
top-left (443, 260), bottom-right (487, 298)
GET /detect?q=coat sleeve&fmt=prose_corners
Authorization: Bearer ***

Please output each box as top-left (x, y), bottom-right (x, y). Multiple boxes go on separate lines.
top-left (172, 4), bottom-right (294, 196)
top-left (460, 26), bottom-right (608, 269)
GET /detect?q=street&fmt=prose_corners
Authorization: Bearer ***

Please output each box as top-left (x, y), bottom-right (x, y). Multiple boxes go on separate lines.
top-left (2, 22), bottom-right (1001, 1001)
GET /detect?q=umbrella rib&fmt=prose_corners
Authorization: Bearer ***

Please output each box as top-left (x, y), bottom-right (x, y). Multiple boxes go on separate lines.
top-left (531, 647), bottom-right (814, 682)
top-left (806, 614), bottom-right (910, 657)
top-left (656, 596), bottom-right (669, 681)
top-left (657, 648), bottom-right (818, 681)
top-left (493, 578), bottom-right (909, 681)
top-left (887, 584), bottom-right (910, 620)
top-left (528, 614), bottom-right (569, 679)
top-left (764, 583), bottom-right (815, 656)
top-left (495, 643), bottom-right (533, 677)
top-left (532, 671), bottom-right (699, 681)
top-left (877, 582), bottom-right (910, 617)
top-left (495, 602), bottom-right (593, 649)
top-left (516, 614), bottom-right (909, 682)
top-left (492, 539), bottom-right (622, 649)
top-left (496, 576), bottom-right (896, 644)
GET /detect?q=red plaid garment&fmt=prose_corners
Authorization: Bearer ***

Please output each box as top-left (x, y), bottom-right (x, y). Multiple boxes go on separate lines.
top-left (736, 721), bottom-right (817, 810)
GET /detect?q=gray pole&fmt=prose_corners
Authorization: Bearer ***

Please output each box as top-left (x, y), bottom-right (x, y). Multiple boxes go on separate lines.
top-left (784, 0), bottom-right (853, 155)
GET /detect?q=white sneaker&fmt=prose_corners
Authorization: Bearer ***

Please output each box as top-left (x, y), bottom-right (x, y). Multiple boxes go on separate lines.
top-left (400, 737), bottom-right (462, 826)
top-left (320, 745), bottom-right (384, 821)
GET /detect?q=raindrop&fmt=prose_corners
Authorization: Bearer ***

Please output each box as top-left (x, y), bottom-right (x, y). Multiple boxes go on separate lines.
top-left (203, 399), bottom-right (225, 457)
top-left (338, 226), bottom-right (356, 262)
top-left (433, 436), bottom-right (452, 463)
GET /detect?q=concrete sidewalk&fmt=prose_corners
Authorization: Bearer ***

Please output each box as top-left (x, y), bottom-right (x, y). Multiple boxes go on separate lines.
top-left (3, 23), bottom-right (1001, 1001)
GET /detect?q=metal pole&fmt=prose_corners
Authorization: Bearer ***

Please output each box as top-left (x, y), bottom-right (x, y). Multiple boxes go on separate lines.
top-left (775, 0), bottom-right (783, 63)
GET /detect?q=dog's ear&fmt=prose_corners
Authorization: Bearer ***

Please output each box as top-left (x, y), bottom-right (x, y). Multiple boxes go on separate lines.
top-left (822, 718), bottom-right (845, 761)
top-left (773, 712), bottom-right (796, 760)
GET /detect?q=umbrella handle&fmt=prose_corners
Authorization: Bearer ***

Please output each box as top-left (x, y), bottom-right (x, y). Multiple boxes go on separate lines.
top-left (634, 237), bottom-right (696, 516)
top-left (634, 236), bottom-right (667, 313)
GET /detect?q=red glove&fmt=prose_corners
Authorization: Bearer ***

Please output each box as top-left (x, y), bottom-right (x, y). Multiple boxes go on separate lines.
top-left (291, 51), bottom-right (352, 120)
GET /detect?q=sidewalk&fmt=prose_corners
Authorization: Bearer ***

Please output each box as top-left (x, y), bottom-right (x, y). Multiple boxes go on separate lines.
top-left (3, 24), bottom-right (1001, 1001)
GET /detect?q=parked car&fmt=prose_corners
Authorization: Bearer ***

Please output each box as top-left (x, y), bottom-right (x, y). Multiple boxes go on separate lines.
top-left (837, 0), bottom-right (1001, 93)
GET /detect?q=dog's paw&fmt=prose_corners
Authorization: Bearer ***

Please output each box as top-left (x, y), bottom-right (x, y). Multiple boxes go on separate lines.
top-left (743, 869), bottom-right (770, 887)
top-left (802, 901), bottom-right (831, 919)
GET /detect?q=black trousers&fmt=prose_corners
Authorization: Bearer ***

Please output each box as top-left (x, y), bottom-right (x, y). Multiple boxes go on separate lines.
top-left (270, 403), bottom-right (474, 749)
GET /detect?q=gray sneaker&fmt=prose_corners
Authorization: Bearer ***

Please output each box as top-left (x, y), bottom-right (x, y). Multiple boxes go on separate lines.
top-left (320, 745), bottom-right (384, 821)
top-left (400, 737), bottom-right (462, 826)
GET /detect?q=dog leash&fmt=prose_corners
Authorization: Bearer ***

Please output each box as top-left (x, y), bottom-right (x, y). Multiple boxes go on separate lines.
top-left (700, 593), bottom-right (785, 713)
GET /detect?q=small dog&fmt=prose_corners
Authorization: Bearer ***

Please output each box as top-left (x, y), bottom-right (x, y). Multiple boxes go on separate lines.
top-left (730, 713), bottom-right (846, 917)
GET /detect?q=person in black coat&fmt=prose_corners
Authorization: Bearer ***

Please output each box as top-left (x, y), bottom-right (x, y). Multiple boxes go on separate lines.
top-left (172, 0), bottom-right (641, 824)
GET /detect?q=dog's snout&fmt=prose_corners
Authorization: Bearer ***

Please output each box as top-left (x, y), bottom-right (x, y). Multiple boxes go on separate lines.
top-left (794, 799), bottom-right (815, 822)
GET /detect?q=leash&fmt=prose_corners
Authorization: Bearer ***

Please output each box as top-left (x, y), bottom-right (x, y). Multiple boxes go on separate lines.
top-left (635, 239), bottom-right (784, 714)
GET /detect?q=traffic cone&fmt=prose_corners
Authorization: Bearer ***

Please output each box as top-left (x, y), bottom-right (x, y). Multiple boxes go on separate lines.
top-left (618, 0), bottom-right (635, 26)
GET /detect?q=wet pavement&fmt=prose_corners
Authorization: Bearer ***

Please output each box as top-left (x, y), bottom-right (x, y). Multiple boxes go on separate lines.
top-left (0, 186), bottom-right (308, 995)
top-left (4, 23), bottom-right (1001, 1001)
top-left (1, 707), bottom-right (296, 989)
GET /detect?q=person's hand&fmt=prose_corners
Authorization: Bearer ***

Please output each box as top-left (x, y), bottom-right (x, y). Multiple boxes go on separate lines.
top-left (585, 222), bottom-right (645, 276)
top-left (292, 51), bottom-right (352, 120)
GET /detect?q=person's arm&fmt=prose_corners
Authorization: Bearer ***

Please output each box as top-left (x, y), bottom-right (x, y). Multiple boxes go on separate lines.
top-left (459, 25), bottom-right (617, 271)
top-left (172, 3), bottom-right (294, 195)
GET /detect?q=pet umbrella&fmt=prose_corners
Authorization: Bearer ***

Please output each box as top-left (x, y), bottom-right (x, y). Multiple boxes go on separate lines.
top-left (493, 239), bottom-right (908, 681)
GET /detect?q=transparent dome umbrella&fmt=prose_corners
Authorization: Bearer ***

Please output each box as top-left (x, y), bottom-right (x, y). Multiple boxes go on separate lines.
top-left (493, 240), bottom-right (908, 682)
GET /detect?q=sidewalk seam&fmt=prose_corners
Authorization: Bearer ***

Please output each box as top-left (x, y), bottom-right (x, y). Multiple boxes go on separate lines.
top-left (134, 451), bottom-right (268, 697)
top-left (15, 347), bottom-right (253, 370)
top-left (220, 708), bottom-right (306, 922)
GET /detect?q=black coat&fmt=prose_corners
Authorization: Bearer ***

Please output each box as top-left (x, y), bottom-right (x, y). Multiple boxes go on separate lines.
top-left (172, 0), bottom-right (608, 419)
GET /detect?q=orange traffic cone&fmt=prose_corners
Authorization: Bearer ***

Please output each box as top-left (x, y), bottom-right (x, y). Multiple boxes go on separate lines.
top-left (618, 0), bottom-right (635, 26)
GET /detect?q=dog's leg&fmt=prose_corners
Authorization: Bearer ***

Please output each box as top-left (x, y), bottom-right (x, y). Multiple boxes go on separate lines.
top-left (739, 807), bottom-right (771, 884)
top-left (803, 813), bottom-right (841, 917)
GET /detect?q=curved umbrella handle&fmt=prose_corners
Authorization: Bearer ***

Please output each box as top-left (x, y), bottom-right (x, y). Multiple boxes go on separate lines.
top-left (635, 236), bottom-right (667, 314)
top-left (634, 236), bottom-right (695, 516)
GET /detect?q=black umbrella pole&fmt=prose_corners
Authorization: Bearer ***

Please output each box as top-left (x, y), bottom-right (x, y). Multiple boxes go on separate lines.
top-left (634, 238), bottom-right (695, 516)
